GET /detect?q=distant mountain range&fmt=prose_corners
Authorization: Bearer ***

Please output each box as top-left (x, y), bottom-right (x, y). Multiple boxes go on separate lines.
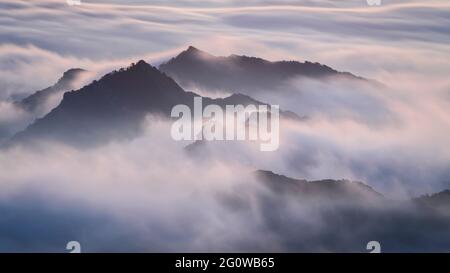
top-left (256, 170), bottom-right (383, 201)
top-left (253, 170), bottom-right (450, 252)
top-left (12, 46), bottom-right (369, 146)
top-left (1, 45), bottom-right (448, 254)
top-left (159, 46), bottom-right (366, 95)
top-left (414, 189), bottom-right (450, 212)
top-left (10, 46), bottom-right (370, 147)
top-left (10, 60), bottom-right (298, 146)
top-left (5, 47), bottom-right (450, 239)
top-left (16, 68), bottom-right (88, 116)
top-left (257, 169), bottom-right (450, 211)
top-left (12, 61), bottom-right (189, 146)
top-left (0, 68), bottom-right (89, 144)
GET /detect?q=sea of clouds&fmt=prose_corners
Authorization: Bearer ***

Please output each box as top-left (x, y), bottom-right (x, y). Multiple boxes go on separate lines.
top-left (0, 0), bottom-right (449, 252)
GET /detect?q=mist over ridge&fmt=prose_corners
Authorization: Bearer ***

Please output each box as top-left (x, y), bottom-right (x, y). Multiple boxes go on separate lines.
top-left (0, 0), bottom-right (449, 252)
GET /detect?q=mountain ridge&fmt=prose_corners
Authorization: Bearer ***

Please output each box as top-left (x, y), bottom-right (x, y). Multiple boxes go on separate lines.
top-left (9, 60), bottom-right (299, 147)
top-left (255, 169), bottom-right (383, 201)
top-left (17, 68), bottom-right (88, 114)
top-left (159, 46), bottom-right (366, 95)
top-left (256, 169), bottom-right (450, 209)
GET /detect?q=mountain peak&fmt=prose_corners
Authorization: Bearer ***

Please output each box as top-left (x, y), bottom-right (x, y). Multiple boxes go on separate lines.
top-left (101, 60), bottom-right (159, 80)
top-left (126, 59), bottom-right (154, 72)
top-left (159, 48), bottom-right (365, 95)
top-left (17, 68), bottom-right (89, 113)
top-left (135, 59), bottom-right (150, 67)
top-left (62, 68), bottom-right (85, 77)
top-left (177, 46), bottom-right (211, 59)
top-left (186, 45), bottom-right (200, 52)
top-left (60, 68), bottom-right (87, 83)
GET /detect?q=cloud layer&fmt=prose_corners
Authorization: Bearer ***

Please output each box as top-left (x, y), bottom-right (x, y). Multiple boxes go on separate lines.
top-left (0, 0), bottom-right (450, 252)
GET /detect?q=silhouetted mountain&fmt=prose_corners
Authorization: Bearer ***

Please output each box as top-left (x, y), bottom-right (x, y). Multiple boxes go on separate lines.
top-left (197, 92), bottom-right (302, 120)
top-left (414, 190), bottom-right (450, 213)
top-left (159, 46), bottom-right (365, 95)
top-left (11, 61), bottom-right (193, 146)
top-left (256, 169), bottom-right (450, 210)
top-left (251, 170), bottom-right (450, 252)
top-left (256, 170), bottom-right (383, 202)
top-left (17, 68), bottom-right (88, 114)
top-left (10, 61), bottom-right (298, 147)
